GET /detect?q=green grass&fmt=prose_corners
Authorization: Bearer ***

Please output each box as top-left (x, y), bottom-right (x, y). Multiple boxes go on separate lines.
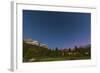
top-left (24, 56), bottom-right (90, 62)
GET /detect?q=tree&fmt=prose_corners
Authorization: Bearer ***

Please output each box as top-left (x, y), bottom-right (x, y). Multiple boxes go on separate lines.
top-left (55, 47), bottom-right (58, 51)
top-left (68, 48), bottom-right (71, 52)
top-left (74, 46), bottom-right (78, 52)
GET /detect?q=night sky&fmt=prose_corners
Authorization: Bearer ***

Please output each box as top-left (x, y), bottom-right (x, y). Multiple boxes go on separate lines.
top-left (23, 10), bottom-right (91, 49)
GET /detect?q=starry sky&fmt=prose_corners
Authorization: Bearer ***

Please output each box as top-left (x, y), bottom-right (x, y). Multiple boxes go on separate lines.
top-left (23, 10), bottom-right (91, 49)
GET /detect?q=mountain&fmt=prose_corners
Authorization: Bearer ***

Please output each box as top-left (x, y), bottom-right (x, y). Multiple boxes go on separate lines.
top-left (23, 39), bottom-right (48, 48)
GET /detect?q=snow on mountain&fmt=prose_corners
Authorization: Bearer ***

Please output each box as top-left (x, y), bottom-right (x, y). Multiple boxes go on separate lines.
top-left (24, 39), bottom-right (48, 48)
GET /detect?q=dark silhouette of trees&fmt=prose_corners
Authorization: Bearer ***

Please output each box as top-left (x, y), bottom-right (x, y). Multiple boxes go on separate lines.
top-left (68, 48), bottom-right (71, 52)
top-left (74, 46), bottom-right (78, 52)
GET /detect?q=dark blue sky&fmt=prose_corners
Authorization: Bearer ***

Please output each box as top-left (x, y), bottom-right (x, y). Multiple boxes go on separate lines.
top-left (23, 10), bottom-right (91, 49)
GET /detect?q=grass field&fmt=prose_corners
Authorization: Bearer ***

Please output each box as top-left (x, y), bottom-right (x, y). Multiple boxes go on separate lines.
top-left (24, 56), bottom-right (90, 62)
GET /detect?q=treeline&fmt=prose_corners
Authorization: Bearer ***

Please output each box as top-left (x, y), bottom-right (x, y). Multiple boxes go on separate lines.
top-left (23, 41), bottom-right (91, 62)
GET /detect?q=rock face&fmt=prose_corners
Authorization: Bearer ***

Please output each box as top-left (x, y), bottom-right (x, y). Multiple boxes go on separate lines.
top-left (24, 39), bottom-right (48, 48)
top-left (25, 40), bottom-right (40, 46)
top-left (40, 44), bottom-right (48, 48)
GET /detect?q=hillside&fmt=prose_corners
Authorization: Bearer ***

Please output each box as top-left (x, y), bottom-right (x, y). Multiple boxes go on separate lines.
top-left (23, 41), bottom-right (91, 62)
